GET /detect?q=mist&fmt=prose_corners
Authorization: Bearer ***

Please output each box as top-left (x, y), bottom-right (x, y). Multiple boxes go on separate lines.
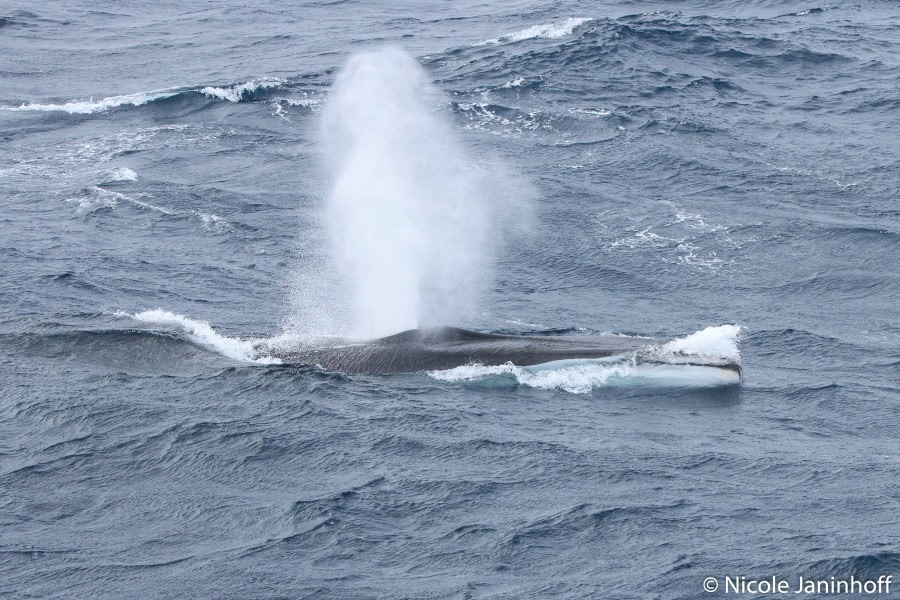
top-left (313, 47), bottom-right (521, 338)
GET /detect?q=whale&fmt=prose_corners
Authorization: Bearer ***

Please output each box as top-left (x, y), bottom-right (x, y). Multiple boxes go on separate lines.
top-left (272, 326), bottom-right (742, 378)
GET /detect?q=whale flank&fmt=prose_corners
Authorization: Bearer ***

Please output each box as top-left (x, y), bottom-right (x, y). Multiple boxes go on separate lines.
top-left (269, 326), bottom-right (742, 377)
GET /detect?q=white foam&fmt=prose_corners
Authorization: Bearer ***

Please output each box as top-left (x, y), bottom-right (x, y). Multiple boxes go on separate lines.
top-left (501, 77), bottom-right (526, 88)
top-left (429, 356), bottom-right (739, 393)
top-left (125, 196), bottom-right (171, 214)
top-left (456, 102), bottom-right (547, 136)
top-left (432, 360), bottom-right (634, 393)
top-left (272, 96), bottom-right (321, 119)
top-left (1, 88), bottom-right (181, 114)
top-left (200, 77), bottom-right (285, 102)
top-left (66, 187), bottom-right (121, 213)
top-left (195, 211), bottom-right (234, 233)
top-left (430, 324), bottom-right (743, 392)
top-left (278, 97), bottom-right (320, 108)
top-left (498, 317), bottom-right (548, 328)
top-left (570, 107), bottom-right (612, 117)
top-left (2, 77), bottom-right (286, 113)
top-left (68, 186), bottom-right (171, 214)
top-left (624, 363), bottom-right (741, 386)
top-left (663, 200), bottom-right (728, 232)
top-left (660, 324), bottom-right (743, 363)
top-left (606, 201), bottom-right (736, 272)
top-left (128, 309), bottom-right (281, 364)
top-left (474, 17), bottom-right (592, 46)
top-left (71, 124), bottom-right (218, 165)
top-left (102, 167), bottom-right (138, 182)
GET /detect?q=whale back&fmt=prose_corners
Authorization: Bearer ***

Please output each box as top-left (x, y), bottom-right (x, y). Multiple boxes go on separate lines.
top-left (276, 327), bottom-right (665, 374)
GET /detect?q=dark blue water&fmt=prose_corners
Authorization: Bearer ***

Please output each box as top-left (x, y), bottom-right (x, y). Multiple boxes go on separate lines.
top-left (1, 2), bottom-right (899, 598)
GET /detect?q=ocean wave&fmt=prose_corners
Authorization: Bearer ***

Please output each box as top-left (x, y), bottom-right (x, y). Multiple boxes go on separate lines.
top-left (603, 201), bottom-right (737, 272)
top-left (273, 96), bottom-right (320, 108)
top-left (272, 95), bottom-right (322, 119)
top-left (609, 227), bottom-right (729, 271)
top-left (790, 7), bottom-right (828, 17)
top-left (802, 552), bottom-right (900, 581)
top-left (1, 77), bottom-right (288, 114)
top-left (473, 17), bottom-right (592, 46)
top-left (126, 310), bottom-right (282, 365)
top-left (501, 76), bottom-right (526, 88)
top-left (67, 186), bottom-right (171, 215)
top-left (66, 186), bottom-right (120, 213)
top-left (0, 88), bottom-right (183, 114)
top-left (99, 166), bottom-right (138, 183)
top-left (500, 501), bottom-right (686, 550)
top-left (195, 211), bottom-right (235, 234)
top-left (64, 124), bottom-right (220, 166)
top-left (5, 327), bottom-right (229, 375)
top-left (199, 77), bottom-right (286, 102)
top-left (453, 102), bottom-right (554, 136)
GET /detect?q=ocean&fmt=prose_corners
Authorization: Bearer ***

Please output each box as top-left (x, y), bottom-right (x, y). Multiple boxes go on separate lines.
top-left (1, 1), bottom-right (898, 598)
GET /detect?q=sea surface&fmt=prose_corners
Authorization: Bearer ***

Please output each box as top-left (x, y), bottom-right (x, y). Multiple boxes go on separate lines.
top-left (1, 1), bottom-right (899, 598)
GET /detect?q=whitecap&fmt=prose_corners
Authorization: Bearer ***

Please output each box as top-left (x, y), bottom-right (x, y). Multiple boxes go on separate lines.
top-left (0, 88), bottom-right (182, 114)
top-left (200, 77), bottom-right (285, 102)
top-left (474, 17), bottom-right (592, 46)
top-left (501, 76), bottom-right (526, 88)
top-left (101, 166), bottom-right (138, 182)
top-left (127, 309), bottom-right (281, 364)
top-left (2, 76), bottom-right (287, 113)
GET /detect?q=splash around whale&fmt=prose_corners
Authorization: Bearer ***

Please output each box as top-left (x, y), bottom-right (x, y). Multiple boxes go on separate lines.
top-left (124, 311), bottom-right (742, 389)
top-left (269, 325), bottom-right (742, 382)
